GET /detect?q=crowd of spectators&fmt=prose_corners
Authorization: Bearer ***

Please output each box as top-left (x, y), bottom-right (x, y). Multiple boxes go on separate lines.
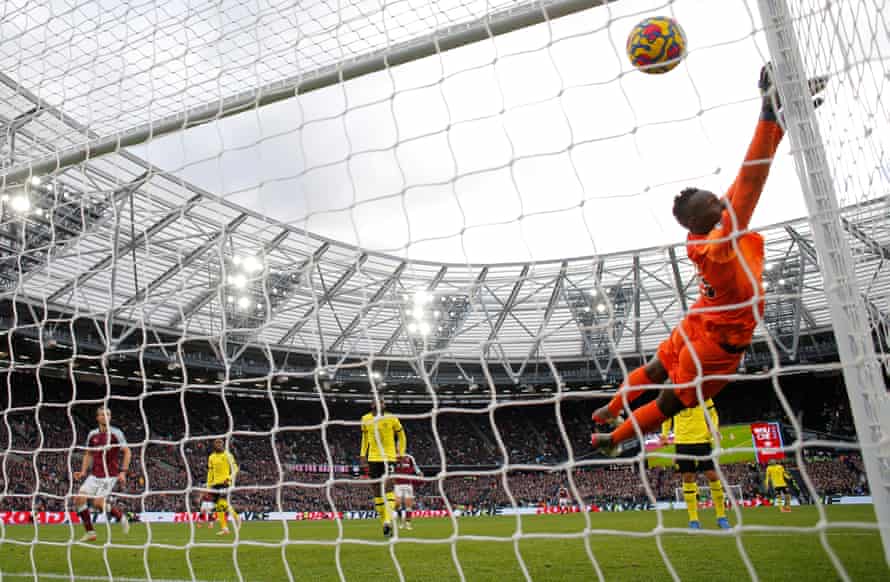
top-left (0, 388), bottom-right (871, 513)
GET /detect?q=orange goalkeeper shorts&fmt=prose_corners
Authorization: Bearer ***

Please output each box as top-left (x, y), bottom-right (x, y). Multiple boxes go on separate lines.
top-left (656, 320), bottom-right (747, 408)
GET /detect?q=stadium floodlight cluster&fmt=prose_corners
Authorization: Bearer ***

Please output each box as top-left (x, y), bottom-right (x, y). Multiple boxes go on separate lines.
top-left (0, 0), bottom-right (889, 580)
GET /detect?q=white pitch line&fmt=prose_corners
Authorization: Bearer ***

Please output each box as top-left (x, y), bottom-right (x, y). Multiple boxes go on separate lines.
top-left (3, 574), bottom-right (220, 582)
top-left (741, 532), bottom-right (877, 537)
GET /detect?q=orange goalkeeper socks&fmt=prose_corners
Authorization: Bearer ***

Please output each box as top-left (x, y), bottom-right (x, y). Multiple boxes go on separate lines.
top-left (606, 367), bottom-right (656, 418)
top-left (217, 511), bottom-right (227, 529)
top-left (610, 400), bottom-right (667, 445)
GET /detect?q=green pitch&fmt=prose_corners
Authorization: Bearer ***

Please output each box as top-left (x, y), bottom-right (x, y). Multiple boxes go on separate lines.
top-left (647, 424), bottom-right (757, 467)
top-left (1, 506), bottom-right (885, 581)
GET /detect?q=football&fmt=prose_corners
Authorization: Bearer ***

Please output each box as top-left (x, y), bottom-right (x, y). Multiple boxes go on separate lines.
top-left (626, 16), bottom-right (687, 74)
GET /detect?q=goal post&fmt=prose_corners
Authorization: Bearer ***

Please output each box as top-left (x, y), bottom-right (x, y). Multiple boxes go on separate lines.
top-left (757, 0), bottom-right (890, 566)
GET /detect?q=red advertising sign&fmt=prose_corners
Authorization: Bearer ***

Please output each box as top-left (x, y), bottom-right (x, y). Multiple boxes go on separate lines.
top-left (750, 422), bottom-right (785, 464)
top-left (0, 511), bottom-right (80, 525)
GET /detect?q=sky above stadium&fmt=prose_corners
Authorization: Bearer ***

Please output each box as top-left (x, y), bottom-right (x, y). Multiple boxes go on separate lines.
top-left (137, 0), bottom-right (789, 264)
top-left (5, 0), bottom-right (881, 265)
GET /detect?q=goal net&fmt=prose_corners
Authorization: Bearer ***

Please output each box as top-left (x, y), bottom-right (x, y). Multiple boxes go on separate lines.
top-left (1, 0), bottom-right (888, 580)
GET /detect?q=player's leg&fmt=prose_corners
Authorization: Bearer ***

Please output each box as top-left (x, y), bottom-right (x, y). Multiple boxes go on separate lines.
top-left (74, 475), bottom-right (97, 542)
top-left (591, 332), bottom-right (684, 450)
top-left (215, 493), bottom-right (230, 534)
top-left (225, 496), bottom-right (241, 529)
top-left (681, 472), bottom-right (700, 528)
top-left (401, 487), bottom-right (415, 530)
top-left (200, 500), bottom-right (214, 528)
top-left (73, 489), bottom-right (96, 541)
top-left (369, 463), bottom-right (393, 536)
top-left (385, 480), bottom-right (397, 534)
top-left (394, 487), bottom-right (404, 528)
top-left (781, 487), bottom-right (792, 512)
top-left (593, 357), bottom-right (669, 425)
top-left (675, 445), bottom-right (701, 529)
top-left (594, 335), bottom-right (740, 450)
top-left (99, 480), bottom-right (129, 534)
top-left (703, 468), bottom-right (730, 529)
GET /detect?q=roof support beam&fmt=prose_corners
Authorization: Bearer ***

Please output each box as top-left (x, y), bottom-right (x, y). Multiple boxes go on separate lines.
top-left (279, 254), bottom-right (369, 345)
top-left (428, 266), bottom-right (488, 376)
top-left (45, 172), bottom-right (165, 303)
top-left (633, 254), bottom-right (642, 356)
top-left (515, 262), bottom-right (567, 377)
top-left (113, 213), bottom-right (249, 314)
top-left (488, 265), bottom-right (530, 343)
top-left (168, 230), bottom-right (302, 327)
top-left (542, 263), bottom-right (568, 334)
top-left (787, 225), bottom-right (882, 327)
top-left (842, 218), bottom-right (890, 261)
top-left (0, 1), bottom-right (615, 185)
top-left (380, 265), bottom-right (448, 355)
top-left (329, 261), bottom-right (406, 352)
top-left (668, 247), bottom-right (688, 312)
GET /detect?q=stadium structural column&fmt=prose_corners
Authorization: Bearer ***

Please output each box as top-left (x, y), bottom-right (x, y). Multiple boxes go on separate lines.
top-left (632, 255), bottom-right (642, 356)
top-left (759, 0), bottom-right (890, 566)
top-left (667, 247), bottom-right (688, 312)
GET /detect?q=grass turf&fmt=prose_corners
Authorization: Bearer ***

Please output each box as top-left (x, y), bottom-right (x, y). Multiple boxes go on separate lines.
top-left (1, 506), bottom-right (886, 581)
top-left (647, 424), bottom-right (757, 468)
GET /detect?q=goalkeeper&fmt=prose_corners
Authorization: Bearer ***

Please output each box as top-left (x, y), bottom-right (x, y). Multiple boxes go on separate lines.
top-left (360, 397), bottom-right (406, 538)
top-left (591, 64), bottom-right (827, 453)
top-left (662, 399), bottom-right (730, 530)
top-left (206, 438), bottom-right (241, 535)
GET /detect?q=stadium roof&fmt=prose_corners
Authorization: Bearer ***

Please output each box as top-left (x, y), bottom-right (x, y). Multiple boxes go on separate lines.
top-left (2, 72), bottom-right (889, 374)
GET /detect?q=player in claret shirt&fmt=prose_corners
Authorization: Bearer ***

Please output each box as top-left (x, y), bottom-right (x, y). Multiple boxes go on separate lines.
top-left (591, 64), bottom-right (827, 454)
top-left (557, 486), bottom-right (571, 510)
top-left (393, 454), bottom-right (422, 530)
top-left (73, 407), bottom-right (131, 542)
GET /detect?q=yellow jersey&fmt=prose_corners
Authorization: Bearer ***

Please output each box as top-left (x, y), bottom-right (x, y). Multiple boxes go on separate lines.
top-left (662, 399), bottom-right (719, 445)
top-left (765, 464), bottom-right (789, 488)
top-left (360, 412), bottom-right (405, 462)
top-left (207, 450), bottom-right (238, 487)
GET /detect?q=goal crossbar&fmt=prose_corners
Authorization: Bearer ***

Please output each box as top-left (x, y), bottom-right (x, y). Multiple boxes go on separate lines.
top-left (0, 0), bottom-right (614, 187)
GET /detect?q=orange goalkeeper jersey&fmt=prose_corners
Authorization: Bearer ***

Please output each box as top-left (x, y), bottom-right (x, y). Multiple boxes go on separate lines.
top-left (686, 119), bottom-right (784, 346)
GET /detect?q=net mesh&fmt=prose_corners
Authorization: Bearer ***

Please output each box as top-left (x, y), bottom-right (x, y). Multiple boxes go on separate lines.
top-left (0, 0), bottom-right (888, 580)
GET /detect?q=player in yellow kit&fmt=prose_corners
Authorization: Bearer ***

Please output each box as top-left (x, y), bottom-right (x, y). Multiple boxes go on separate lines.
top-left (662, 399), bottom-right (730, 530)
top-left (206, 438), bottom-right (241, 535)
top-left (360, 398), bottom-right (406, 537)
top-left (765, 459), bottom-right (793, 512)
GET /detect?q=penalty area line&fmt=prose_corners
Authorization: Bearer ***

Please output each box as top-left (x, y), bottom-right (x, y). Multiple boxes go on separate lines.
top-left (4, 574), bottom-right (222, 582)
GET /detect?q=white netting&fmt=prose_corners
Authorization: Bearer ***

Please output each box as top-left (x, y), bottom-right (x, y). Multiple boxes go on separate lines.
top-left (0, 0), bottom-right (888, 580)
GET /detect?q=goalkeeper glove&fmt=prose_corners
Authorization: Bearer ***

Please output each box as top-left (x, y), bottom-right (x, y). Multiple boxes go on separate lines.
top-left (759, 62), bottom-right (827, 123)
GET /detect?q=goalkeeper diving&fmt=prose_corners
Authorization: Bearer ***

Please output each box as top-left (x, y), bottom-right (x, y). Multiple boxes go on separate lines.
top-left (206, 438), bottom-right (241, 535)
top-left (360, 397), bottom-right (406, 538)
top-left (591, 64), bottom-right (828, 453)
